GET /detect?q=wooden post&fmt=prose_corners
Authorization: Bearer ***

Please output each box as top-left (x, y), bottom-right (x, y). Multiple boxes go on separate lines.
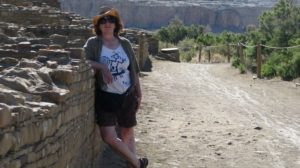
top-left (256, 43), bottom-right (262, 78)
top-left (227, 44), bottom-right (231, 63)
top-left (208, 47), bottom-right (211, 63)
top-left (239, 44), bottom-right (244, 65)
top-left (197, 44), bottom-right (202, 63)
top-left (237, 43), bottom-right (240, 58)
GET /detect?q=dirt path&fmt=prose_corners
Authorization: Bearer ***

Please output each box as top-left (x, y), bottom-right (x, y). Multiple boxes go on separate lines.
top-left (100, 58), bottom-right (300, 168)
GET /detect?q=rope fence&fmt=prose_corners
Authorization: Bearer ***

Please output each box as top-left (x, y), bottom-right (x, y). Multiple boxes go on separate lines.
top-left (197, 43), bottom-right (300, 78)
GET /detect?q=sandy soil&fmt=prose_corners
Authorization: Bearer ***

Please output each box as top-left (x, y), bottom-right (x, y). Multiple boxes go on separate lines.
top-left (99, 58), bottom-right (300, 168)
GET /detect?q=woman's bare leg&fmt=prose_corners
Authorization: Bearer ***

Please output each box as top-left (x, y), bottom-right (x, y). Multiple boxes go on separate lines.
top-left (121, 127), bottom-right (136, 153)
top-left (100, 126), bottom-right (140, 168)
top-left (120, 127), bottom-right (136, 168)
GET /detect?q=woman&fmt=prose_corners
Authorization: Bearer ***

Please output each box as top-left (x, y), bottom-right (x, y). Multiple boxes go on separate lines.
top-left (83, 6), bottom-right (148, 168)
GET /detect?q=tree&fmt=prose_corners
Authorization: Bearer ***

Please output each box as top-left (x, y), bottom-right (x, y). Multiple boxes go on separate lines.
top-left (186, 25), bottom-right (205, 40)
top-left (157, 27), bottom-right (171, 47)
top-left (219, 31), bottom-right (236, 62)
top-left (168, 16), bottom-right (187, 45)
top-left (259, 0), bottom-right (300, 48)
top-left (156, 16), bottom-right (187, 45)
top-left (197, 33), bottom-right (215, 62)
top-left (258, 0), bottom-right (300, 80)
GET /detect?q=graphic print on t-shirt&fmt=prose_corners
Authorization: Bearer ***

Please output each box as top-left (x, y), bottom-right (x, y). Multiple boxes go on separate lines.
top-left (102, 52), bottom-right (126, 80)
top-left (100, 45), bottom-right (131, 94)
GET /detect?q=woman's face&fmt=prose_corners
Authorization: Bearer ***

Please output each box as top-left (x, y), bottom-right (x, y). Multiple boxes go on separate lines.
top-left (99, 16), bottom-right (116, 35)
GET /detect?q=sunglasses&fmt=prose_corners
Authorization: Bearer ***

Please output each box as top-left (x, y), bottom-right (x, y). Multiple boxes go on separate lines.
top-left (99, 16), bottom-right (116, 24)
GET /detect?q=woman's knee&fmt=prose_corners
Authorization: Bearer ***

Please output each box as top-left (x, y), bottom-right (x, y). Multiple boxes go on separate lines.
top-left (120, 127), bottom-right (134, 141)
top-left (100, 127), bottom-right (117, 145)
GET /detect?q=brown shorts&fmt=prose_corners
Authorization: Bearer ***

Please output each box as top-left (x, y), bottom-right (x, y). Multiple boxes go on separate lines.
top-left (95, 89), bottom-right (138, 128)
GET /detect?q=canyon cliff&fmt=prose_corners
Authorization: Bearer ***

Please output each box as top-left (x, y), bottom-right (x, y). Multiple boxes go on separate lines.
top-left (58, 0), bottom-right (280, 32)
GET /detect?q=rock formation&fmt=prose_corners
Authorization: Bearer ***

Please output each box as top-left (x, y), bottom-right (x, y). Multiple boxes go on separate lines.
top-left (58, 0), bottom-right (281, 32)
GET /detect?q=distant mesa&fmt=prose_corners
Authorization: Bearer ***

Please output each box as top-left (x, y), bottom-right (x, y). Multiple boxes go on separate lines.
top-left (59, 0), bottom-right (281, 32)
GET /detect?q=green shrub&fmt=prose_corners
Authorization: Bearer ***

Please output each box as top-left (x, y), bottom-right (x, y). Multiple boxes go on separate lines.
top-left (262, 51), bottom-right (299, 80)
top-left (238, 64), bottom-right (246, 74)
top-left (244, 46), bottom-right (256, 60)
top-left (275, 52), bottom-right (300, 80)
top-left (231, 56), bottom-right (240, 68)
top-left (292, 52), bottom-right (300, 77)
top-left (276, 62), bottom-right (296, 81)
top-left (178, 38), bottom-right (196, 62)
top-left (262, 62), bottom-right (276, 78)
top-left (181, 50), bottom-right (194, 62)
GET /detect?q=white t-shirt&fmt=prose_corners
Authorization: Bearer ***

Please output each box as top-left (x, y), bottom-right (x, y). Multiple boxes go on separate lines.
top-left (99, 45), bottom-right (131, 94)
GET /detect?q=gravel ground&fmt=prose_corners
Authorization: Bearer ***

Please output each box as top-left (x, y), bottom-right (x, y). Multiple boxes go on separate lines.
top-left (99, 58), bottom-right (300, 168)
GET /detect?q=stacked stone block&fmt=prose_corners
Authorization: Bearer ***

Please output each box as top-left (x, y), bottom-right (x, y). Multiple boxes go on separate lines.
top-left (123, 29), bottom-right (159, 71)
top-left (0, 0), bottom-right (157, 167)
top-left (0, 49), bottom-right (103, 168)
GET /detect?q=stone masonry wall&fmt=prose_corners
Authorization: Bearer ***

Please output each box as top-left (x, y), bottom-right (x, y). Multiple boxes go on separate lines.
top-left (0, 1), bottom-right (103, 167)
top-left (0, 49), bottom-right (103, 168)
top-left (0, 1), bottom-right (156, 167)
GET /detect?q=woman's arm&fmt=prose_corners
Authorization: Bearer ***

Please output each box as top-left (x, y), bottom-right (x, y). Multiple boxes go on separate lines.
top-left (88, 60), bottom-right (113, 84)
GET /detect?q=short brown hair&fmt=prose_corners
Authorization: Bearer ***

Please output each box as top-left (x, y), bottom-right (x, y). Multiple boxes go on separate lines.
top-left (92, 7), bottom-right (123, 36)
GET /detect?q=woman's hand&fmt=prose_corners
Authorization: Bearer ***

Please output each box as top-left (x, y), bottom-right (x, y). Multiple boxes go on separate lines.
top-left (134, 74), bottom-right (142, 111)
top-left (100, 65), bottom-right (113, 84)
top-left (136, 93), bottom-right (142, 110)
top-left (89, 60), bottom-right (113, 84)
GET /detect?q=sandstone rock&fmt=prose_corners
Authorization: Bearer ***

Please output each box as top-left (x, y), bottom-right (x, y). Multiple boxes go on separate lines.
top-left (147, 37), bottom-right (159, 55)
top-left (0, 133), bottom-right (14, 156)
top-left (21, 92), bottom-right (42, 103)
top-left (159, 48), bottom-right (180, 62)
top-left (36, 55), bottom-right (48, 63)
top-left (17, 41), bottom-right (31, 52)
top-left (0, 49), bottom-right (18, 59)
top-left (27, 152), bottom-right (42, 164)
top-left (25, 101), bottom-right (58, 117)
top-left (46, 60), bottom-right (58, 69)
top-left (31, 44), bottom-right (48, 51)
top-left (0, 103), bottom-right (12, 128)
top-left (0, 90), bottom-right (24, 105)
top-left (0, 90), bottom-right (18, 105)
top-left (50, 34), bottom-right (68, 47)
top-left (7, 160), bottom-right (21, 168)
top-left (41, 118), bottom-right (57, 138)
top-left (19, 50), bottom-right (38, 59)
top-left (38, 49), bottom-right (70, 65)
top-left (66, 38), bottom-right (86, 48)
top-left (40, 89), bottom-right (70, 103)
top-left (0, 22), bottom-right (19, 37)
top-left (0, 33), bottom-right (15, 44)
top-left (0, 72), bottom-right (31, 92)
top-left (66, 48), bottom-right (84, 59)
top-left (23, 32), bottom-right (36, 38)
top-left (48, 44), bottom-right (63, 49)
top-left (0, 57), bottom-right (19, 70)
top-left (1, 44), bottom-right (17, 50)
top-left (29, 38), bottom-right (51, 45)
top-left (0, 68), bottom-right (53, 93)
top-left (50, 69), bottom-right (76, 85)
top-left (19, 58), bottom-right (43, 69)
top-left (2, 0), bottom-right (34, 7)
top-left (37, 67), bottom-right (54, 84)
top-left (12, 37), bottom-right (27, 43)
top-left (11, 106), bottom-right (33, 123)
top-left (19, 123), bottom-right (42, 146)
